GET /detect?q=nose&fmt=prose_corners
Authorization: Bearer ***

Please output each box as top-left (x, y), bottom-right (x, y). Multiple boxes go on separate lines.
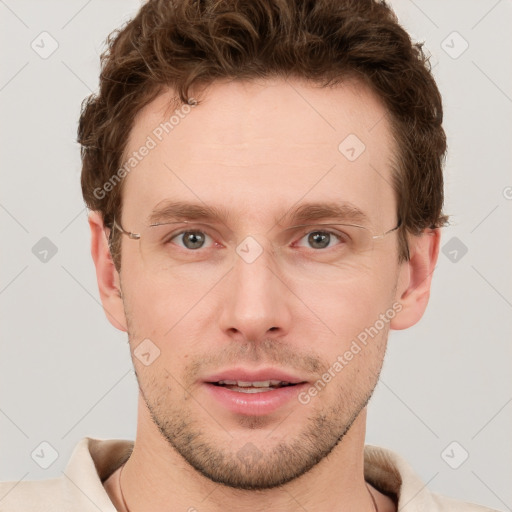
top-left (218, 236), bottom-right (292, 344)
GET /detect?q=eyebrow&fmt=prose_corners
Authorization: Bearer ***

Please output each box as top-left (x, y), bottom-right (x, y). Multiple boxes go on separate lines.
top-left (281, 202), bottom-right (369, 226)
top-left (147, 200), bottom-right (369, 227)
top-left (148, 201), bottom-right (234, 226)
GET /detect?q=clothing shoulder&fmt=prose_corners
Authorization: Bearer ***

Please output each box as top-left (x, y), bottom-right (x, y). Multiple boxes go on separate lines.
top-left (0, 437), bottom-right (131, 512)
top-left (364, 444), bottom-right (501, 512)
top-left (428, 491), bottom-right (502, 512)
top-left (0, 477), bottom-right (66, 512)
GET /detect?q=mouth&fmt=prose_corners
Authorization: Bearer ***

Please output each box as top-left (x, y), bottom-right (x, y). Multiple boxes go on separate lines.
top-left (209, 380), bottom-right (299, 393)
top-left (203, 369), bottom-right (309, 416)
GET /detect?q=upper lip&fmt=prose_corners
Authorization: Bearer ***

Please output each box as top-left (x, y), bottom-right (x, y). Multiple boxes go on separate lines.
top-left (204, 367), bottom-right (307, 384)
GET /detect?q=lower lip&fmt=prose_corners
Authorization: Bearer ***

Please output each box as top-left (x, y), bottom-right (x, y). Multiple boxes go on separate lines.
top-left (204, 382), bottom-right (308, 416)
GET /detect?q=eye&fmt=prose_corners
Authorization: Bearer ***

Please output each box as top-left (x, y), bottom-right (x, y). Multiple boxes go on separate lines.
top-left (169, 230), bottom-right (215, 250)
top-left (295, 229), bottom-right (348, 250)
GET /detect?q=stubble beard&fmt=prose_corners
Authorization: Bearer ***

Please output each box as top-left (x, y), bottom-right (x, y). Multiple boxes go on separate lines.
top-left (134, 358), bottom-right (382, 490)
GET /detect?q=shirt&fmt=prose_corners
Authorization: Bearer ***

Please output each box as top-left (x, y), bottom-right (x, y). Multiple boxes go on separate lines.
top-left (0, 437), bottom-right (499, 511)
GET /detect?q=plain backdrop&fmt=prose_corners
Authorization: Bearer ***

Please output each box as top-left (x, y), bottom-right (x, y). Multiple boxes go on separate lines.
top-left (1, 1), bottom-right (511, 510)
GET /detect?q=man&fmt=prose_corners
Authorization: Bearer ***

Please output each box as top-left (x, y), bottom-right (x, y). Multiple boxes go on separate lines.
top-left (0, 0), bottom-right (500, 511)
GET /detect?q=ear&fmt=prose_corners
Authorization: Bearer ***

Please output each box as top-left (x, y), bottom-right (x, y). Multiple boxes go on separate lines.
top-left (390, 228), bottom-right (440, 330)
top-left (88, 210), bottom-right (127, 332)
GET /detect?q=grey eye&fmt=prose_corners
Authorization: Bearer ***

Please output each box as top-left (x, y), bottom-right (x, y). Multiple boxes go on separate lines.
top-left (172, 231), bottom-right (212, 250)
top-left (307, 232), bottom-right (332, 249)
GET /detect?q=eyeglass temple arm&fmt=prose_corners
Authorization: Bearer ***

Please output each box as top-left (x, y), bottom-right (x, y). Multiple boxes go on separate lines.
top-left (372, 219), bottom-right (402, 240)
top-left (111, 218), bottom-right (141, 240)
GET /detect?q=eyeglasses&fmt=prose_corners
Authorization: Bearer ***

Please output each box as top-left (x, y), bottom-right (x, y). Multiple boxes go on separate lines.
top-left (110, 217), bottom-right (401, 281)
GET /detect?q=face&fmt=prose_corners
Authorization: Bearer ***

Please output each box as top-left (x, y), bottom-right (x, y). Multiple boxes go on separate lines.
top-left (114, 77), bottom-right (404, 489)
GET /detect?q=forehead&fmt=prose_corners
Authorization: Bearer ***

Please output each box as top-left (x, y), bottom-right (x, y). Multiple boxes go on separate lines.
top-left (120, 77), bottom-right (397, 229)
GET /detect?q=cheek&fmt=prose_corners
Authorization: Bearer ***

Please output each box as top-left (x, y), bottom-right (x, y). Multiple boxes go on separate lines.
top-left (119, 244), bottom-right (209, 337)
top-left (120, 271), bottom-right (217, 377)
top-left (293, 269), bottom-right (396, 389)
top-left (123, 284), bottom-right (195, 343)
top-left (299, 271), bottom-right (394, 339)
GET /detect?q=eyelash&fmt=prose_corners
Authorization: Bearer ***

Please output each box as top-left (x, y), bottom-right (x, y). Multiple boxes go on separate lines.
top-left (167, 227), bottom-right (347, 252)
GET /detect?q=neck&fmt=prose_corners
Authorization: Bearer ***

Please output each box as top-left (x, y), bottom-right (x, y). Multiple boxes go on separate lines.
top-left (116, 400), bottom-right (380, 512)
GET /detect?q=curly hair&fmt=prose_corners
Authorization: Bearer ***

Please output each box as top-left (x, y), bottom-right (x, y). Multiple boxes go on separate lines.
top-left (78, 0), bottom-right (448, 270)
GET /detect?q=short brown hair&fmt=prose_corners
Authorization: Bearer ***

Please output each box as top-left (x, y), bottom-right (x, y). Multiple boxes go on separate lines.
top-left (78, 0), bottom-right (448, 270)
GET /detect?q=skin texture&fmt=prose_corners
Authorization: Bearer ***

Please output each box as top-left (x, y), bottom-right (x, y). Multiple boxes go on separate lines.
top-left (90, 77), bottom-right (440, 512)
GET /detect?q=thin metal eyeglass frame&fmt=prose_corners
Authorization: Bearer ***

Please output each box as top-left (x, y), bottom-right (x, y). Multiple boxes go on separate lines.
top-left (110, 217), bottom-right (402, 245)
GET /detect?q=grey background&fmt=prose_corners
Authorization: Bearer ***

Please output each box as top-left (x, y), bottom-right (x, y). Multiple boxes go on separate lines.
top-left (0, 0), bottom-right (511, 510)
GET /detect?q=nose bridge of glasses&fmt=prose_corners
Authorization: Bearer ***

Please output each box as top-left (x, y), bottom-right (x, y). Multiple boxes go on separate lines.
top-left (232, 231), bottom-right (282, 266)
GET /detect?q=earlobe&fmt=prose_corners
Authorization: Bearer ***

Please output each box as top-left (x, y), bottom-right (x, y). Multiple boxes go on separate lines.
top-left (88, 210), bottom-right (128, 332)
top-left (390, 229), bottom-right (441, 331)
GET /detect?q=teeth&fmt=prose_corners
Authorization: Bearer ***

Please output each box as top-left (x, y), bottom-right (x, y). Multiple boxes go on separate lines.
top-left (235, 387), bottom-right (274, 393)
top-left (237, 381), bottom-right (256, 387)
top-left (216, 380), bottom-right (291, 388)
top-left (242, 380), bottom-right (270, 388)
